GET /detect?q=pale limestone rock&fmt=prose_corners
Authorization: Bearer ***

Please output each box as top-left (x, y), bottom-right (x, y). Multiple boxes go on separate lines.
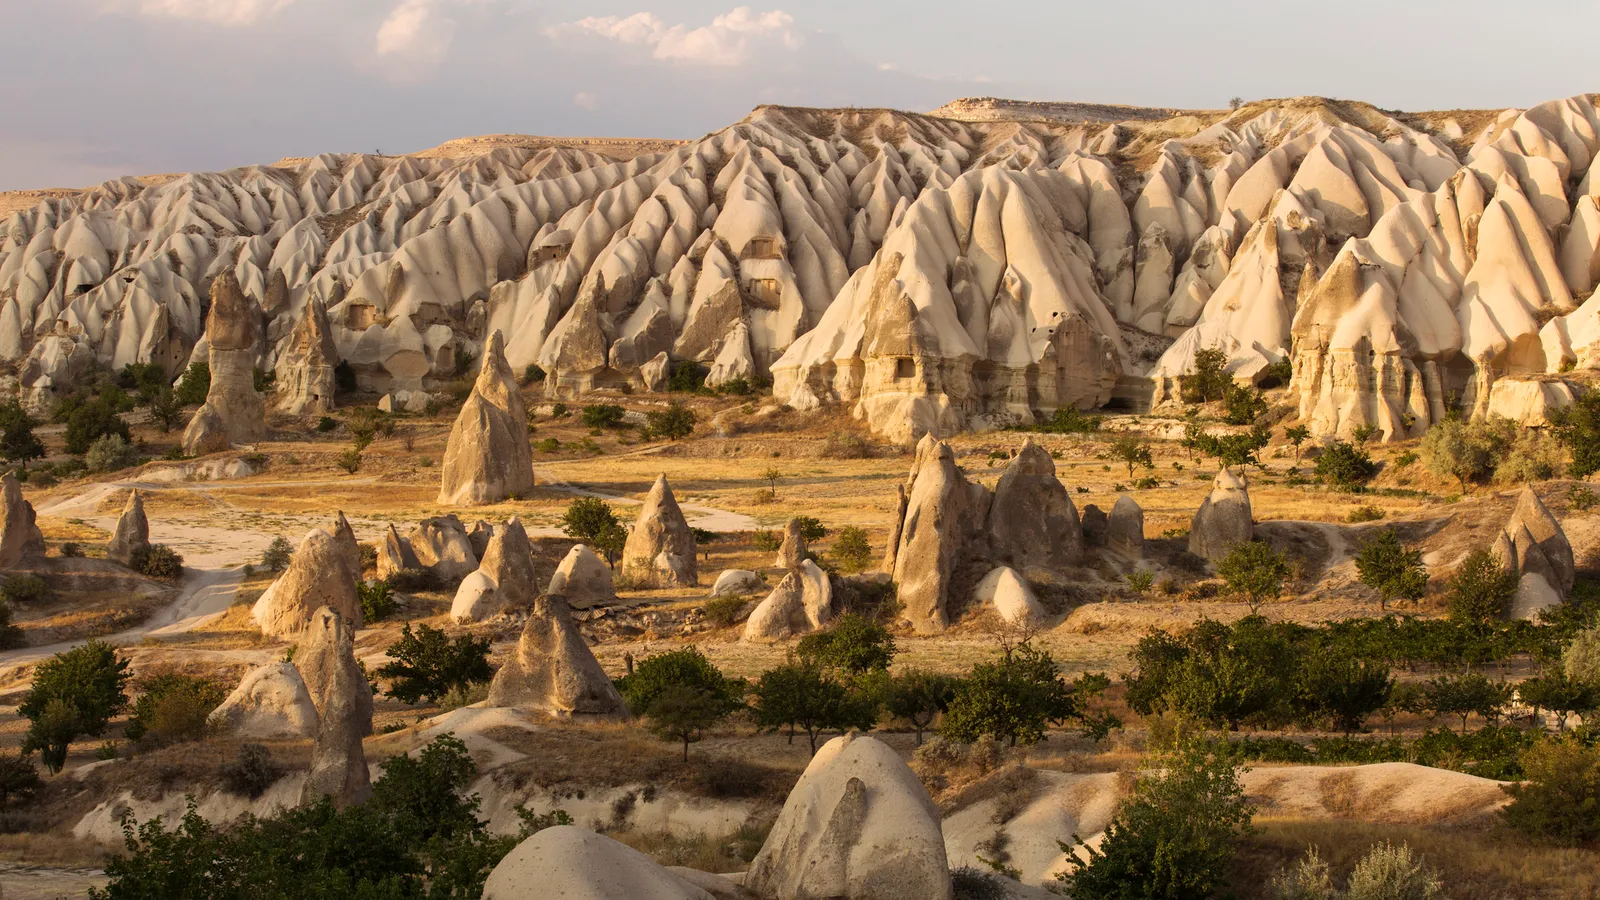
top-left (775, 518), bottom-right (808, 568)
top-left (742, 560), bottom-right (834, 642)
top-left (1189, 468), bottom-right (1253, 563)
top-left (438, 331), bottom-right (534, 506)
top-left (251, 528), bottom-right (363, 638)
top-left (483, 826), bottom-right (716, 900)
top-left (640, 351), bottom-right (671, 392)
top-left (297, 607), bottom-right (373, 808)
top-left (405, 516), bottom-right (479, 580)
top-left (888, 437), bottom-right (989, 633)
top-left (1499, 486), bottom-right (1576, 608)
top-left (987, 438), bottom-right (1081, 569)
top-left (547, 544), bottom-right (614, 609)
top-left (711, 569), bottom-right (764, 597)
top-left (486, 594), bottom-right (627, 718)
top-left (106, 489), bottom-right (149, 567)
top-left (746, 732), bottom-right (952, 900)
top-left (1107, 495), bottom-right (1145, 561)
top-left (274, 297), bottom-right (338, 415)
top-left (208, 661), bottom-right (319, 740)
top-left (1485, 378), bottom-right (1574, 427)
top-left (450, 518), bottom-right (537, 622)
top-left (376, 524), bottom-right (420, 579)
top-left (973, 567), bottom-right (1045, 627)
top-left (183, 271), bottom-right (265, 455)
top-left (620, 476), bottom-right (697, 587)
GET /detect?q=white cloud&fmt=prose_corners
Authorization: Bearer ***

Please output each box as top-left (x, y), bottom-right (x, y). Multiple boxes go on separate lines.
top-left (548, 7), bottom-right (802, 67)
top-left (138, 0), bottom-right (295, 26)
top-left (375, 0), bottom-right (452, 64)
top-left (573, 91), bottom-right (600, 111)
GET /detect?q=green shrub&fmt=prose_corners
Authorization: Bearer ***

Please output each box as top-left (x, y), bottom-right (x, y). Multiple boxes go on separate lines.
top-left (752, 530), bottom-right (782, 552)
top-left (64, 398), bottom-right (131, 455)
top-left (615, 647), bottom-right (745, 761)
top-left (61, 542), bottom-right (83, 558)
top-left (131, 544), bottom-right (184, 580)
top-left (1346, 504), bottom-right (1385, 523)
top-left (535, 437), bottom-right (561, 453)
top-left (797, 614), bottom-right (897, 676)
top-left (1344, 842), bottom-right (1443, 900)
top-left (522, 364), bottom-right (546, 385)
top-left (315, 416), bottom-right (338, 433)
top-left (941, 646), bottom-right (1086, 747)
top-left (86, 433), bottom-right (140, 473)
top-left (2, 574), bottom-right (51, 604)
top-left (0, 600), bottom-right (23, 650)
top-left (20, 640), bottom-right (130, 773)
top-left (1179, 347), bottom-right (1232, 405)
top-left (173, 362), bottom-right (210, 406)
top-left (1031, 406), bottom-right (1101, 434)
top-left (261, 536), bottom-right (293, 571)
top-left (222, 744), bottom-right (278, 799)
top-left (830, 526), bottom-right (873, 573)
top-left (1501, 736), bottom-right (1600, 844)
top-left (1222, 382), bottom-right (1267, 425)
top-left (665, 361), bottom-right (708, 393)
top-left (1316, 439), bottom-right (1377, 490)
top-left (581, 404), bottom-right (626, 429)
top-left (377, 624), bottom-right (494, 705)
top-left (336, 448), bottom-right (362, 474)
top-left (359, 580), bottom-right (398, 622)
top-left (704, 595), bottom-right (750, 628)
top-left (124, 674), bottom-right (227, 744)
top-left (645, 401), bottom-right (696, 440)
top-left (0, 752), bottom-right (43, 809)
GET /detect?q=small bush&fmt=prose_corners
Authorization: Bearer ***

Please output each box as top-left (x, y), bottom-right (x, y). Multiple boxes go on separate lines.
top-left (704, 595), bottom-right (750, 628)
top-left (2, 574), bottom-right (51, 604)
top-left (1501, 736), bottom-right (1600, 845)
top-left (85, 433), bottom-right (139, 473)
top-left (261, 536), bottom-right (293, 571)
top-left (535, 437), bottom-right (561, 453)
top-left (752, 530), bottom-right (782, 552)
top-left (125, 674), bottom-right (227, 744)
top-left (1572, 486), bottom-right (1599, 511)
top-left (831, 526), bottom-right (873, 573)
top-left (315, 416), bottom-right (338, 433)
top-left (336, 448), bottom-right (362, 474)
top-left (0, 752), bottom-right (43, 809)
top-left (131, 544), bottom-right (184, 580)
top-left (0, 601), bottom-right (24, 650)
top-left (581, 404), bottom-right (625, 429)
top-left (820, 433), bottom-right (874, 458)
top-left (60, 542), bottom-right (83, 558)
top-left (1315, 439), bottom-right (1378, 490)
top-left (522, 365), bottom-right (546, 385)
top-left (359, 580), bottom-right (398, 623)
top-left (645, 402), bottom-right (697, 441)
top-left (387, 568), bottom-right (441, 593)
top-left (222, 743), bottom-right (279, 799)
top-left (174, 362), bottom-right (210, 406)
top-left (1343, 842), bottom-right (1442, 900)
top-left (1346, 505), bottom-right (1386, 523)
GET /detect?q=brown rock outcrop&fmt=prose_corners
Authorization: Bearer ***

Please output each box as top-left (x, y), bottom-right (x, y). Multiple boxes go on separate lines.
top-left (1189, 468), bottom-right (1253, 563)
top-left (775, 518), bottom-right (808, 569)
top-left (485, 594), bottom-right (628, 718)
top-left (106, 490), bottom-right (151, 567)
top-left (274, 297), bottom-right (338, 415)
top-left (297, 607), bottom-right (373, 808)
top-left (887, 437), bottom-right (990, 633)
top-left (987, 438), bottom-right (1082, 569)
top-left (251, 528), bottom-right (363, 638)
top-left (620, 476), bottom-right (698, 587)
top-left (0, 473), bottom-right (44, 569)
top-left (1107, 495), bottom-right (1145, 561)
top-left (183, 272), bottom-right (265, 454)
top-left (437, 331), bottom-right (535, 506)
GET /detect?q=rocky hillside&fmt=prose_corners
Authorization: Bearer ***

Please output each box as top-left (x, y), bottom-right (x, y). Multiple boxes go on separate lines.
top-left (2, 94), bottom-right (1597, 444)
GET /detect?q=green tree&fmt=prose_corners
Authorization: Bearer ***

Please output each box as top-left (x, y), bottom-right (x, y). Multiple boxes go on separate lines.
top-left (1445, 549), bottom-right (1517, 629)
top-left (642, 684), bottom-right (738, 762)
top-left (1354, 530), bottom-right (1428, 612)
top-left (1424, 672), bottom-right (1510, 732)
top-left (881, 669), bottom-right (960, 746)
top-left (939, 646), bottom-right (1089, 747)
top-left (20, 640), bottom-right (131, 772)
top-left (1501, 736), bottom-right (1600, 845)
top-left (1124, 619), bottom-right (1297, 731)
top-left (1295, 652), bottom-right (1392, 734)
top-left (1216, 426), bottom-right (1271, 469)
top-left (760, 466), bottom-right (784, 497)
top-left (646, 401), bottom-right (696, 440)
top-left (752, 662), bottom-right (877, 755)
top-left (830, 526), bottom-right (873, 573)
top-left (0, 401), bottom-right (44, 469)
top-left (1179, 347), bottom-right (1232, 405)
top-left (1217, 540), bottom-right (1289, 614)
top-left (1420, 416), bottom-right (1511, 492)
top-left (1550, 390), bottom-right (1600, 479)
top-left (261, 536), bottom-right (294, 571)
top-left (64, 398), bottom-right (131, 455)
top-left (1222, 382), bottom-right (1267, 426)
top-left (124, 674), bottom-right (227, 744)
top-left (145, 387), bottom-right (186, 433)
top-left (562, 496), bottom-right (620, 544)
top-left (130, 544), bottom-right (184, 579)
top-left (1315, 439), bottom-right (1377, 490)
top-left (376, 624), bottom-right (494, 705)
top-left (797, 614), bottom-right (897, 676)
top-left (1110, 434), bottom-right (1155, 478)
top-left (1564, 623), bottom-right (1600, 686)
top-left (1284, 424), bottom-right (1310, 461)
top-left (615, 646), bottom-right (743, 715)
top-left (580, 404), bottom-right (625, 429)
top-left (173, 362), bottom-right (211, 406)
top-left (1518, 670), bottom-right (1596, 732)
top-left (0, 600), bottom-right (24, 650)
top-left (792, 515), bottom-right (827, 542)
top-left (1059, 741), bottom-right (1254, 900)
top-left (0, 752), bottom-right (42, 809)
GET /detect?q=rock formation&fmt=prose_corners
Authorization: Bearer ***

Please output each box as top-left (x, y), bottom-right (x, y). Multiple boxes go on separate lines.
top-left (1494, 486), bottom-right (1576, 619)
top-left (0, 473), bottom-right (44, 568)
top-left (376, 524), bottom-right (421, 578)
top-left (888, 438), bottom-right (991, 633)
top-left (1080, 504), bottom-right (1109, 548)
top-left (1107, 495), bottom-right (1145, 560)
top-left (182, 272), bottom-right (265, 455)
top-left (486, 593), bottom-right (627, 718)
top-left (775, 518), bottom-right (808, 569)
top-left (251, 527), bottom-right (363, 638)
top-left (297, 607), bottom-right (373, 808)
top-left (1189, 468), bottom-right (1253, 563)
top-left (105, 490), bottom-right (150, 567)
top-left (6, 97), bottom-right (1599, 445)
top-left (467, 520), bottom-right (495, 559)
top-left (451, 518), bottom-right (537, 622)
top-left (711, 569), bottom-right (764, 597)
top-left (208, 661), bottom-right (319, 740)
top-left (404, 516), bottom-right (479, 580)
top-left (742, 560), bottom-right (834, 642)
top-left (437, 331), bottom-right (534, 506)
top-left (274, 296), bottom-right (338, 415)
top-left (973, 567), bottom-right (1046, 627)
top-left (746, 732), bottom-right (953, 900)
top-left (546, 543), bottom-right (615, 609)
top-left (483, 826), bottom-right (720, 900)
top-left (620, 476), bottom-right (697, 587)
top-left (987, 438), bottom-right (1082, 569)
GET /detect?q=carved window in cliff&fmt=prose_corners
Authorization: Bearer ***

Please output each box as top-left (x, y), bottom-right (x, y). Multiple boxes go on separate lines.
top-left (746, 278), bottom-right (782, 307)
top-left (745, 237), bottom-right (781, 260)
top-left (412, 301), bottom-right (448, 328)
top-left (532, 243), bottom-right (570, 266)
top-left (895, 357), bottom-right (916, 380)
top-left (347, 303), bottom-right (377, 329)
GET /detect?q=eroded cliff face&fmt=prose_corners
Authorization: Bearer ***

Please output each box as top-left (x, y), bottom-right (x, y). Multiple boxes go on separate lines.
top-left (3, 95), bottom-right (1596, 441)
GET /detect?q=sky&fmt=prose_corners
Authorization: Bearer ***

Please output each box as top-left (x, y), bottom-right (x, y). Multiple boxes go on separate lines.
top-left (2, 0), bottom-right (1596, 191)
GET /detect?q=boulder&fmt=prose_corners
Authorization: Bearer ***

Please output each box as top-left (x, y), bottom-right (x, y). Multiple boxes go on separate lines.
top-left (0, 473), bottom-right (44, 568)
top-left (437, 330), bottom-right (535, 506)
top-left (208, 661), bottom-right (319, 740)
top-left (775, 518), bottom-right (808, 569)
top-left (987, 438), bottom-right (1082, 569)
top-left (620, 476), bottom-right (698, 587)
top-left (468, 520), bottom-right (495, 559)
top-left (297, 607), bottom-right (373, 808)
top-left (1106, 495), bottom-right (1145, 560)
top-left (376, 524), bottom-right (420, 579)
top-left (745, 732), bottom-right (953, 900)
top-left (486, 593), bottom-right (628, 718)
top-left (547, 544), bottom-right (615, 609)
top-left (106, 489), bottom-right (151, 567)
top-left (251, 528), bottom-right (363, 638)
top-left (482, 826), bottom-right (716, 900)
top-left (711, 569), bottom-right (764, 597)
top-left (1189, 468), bottom-right (1253, 563)
top-left (640, 351), bottom-right (671, 393)
top-left (274, 296), bottom-right (338, 415)
top-left (406, 516), bottom-right (479, 580)
top-left (973, 567), bottom-right (1046, 627)
top-left (742, 560), bottom-right (835, 642)
top-left (888, 437), bottom-right (990, 633)
top-left (451, 518), bottom-right (537, 621)
top-left (1080, 504), bottom-right (1108, 548)
top-left (183, 271), bottom-right (265, 454)
top-left (1504, 486), bottom-right (1574, 596)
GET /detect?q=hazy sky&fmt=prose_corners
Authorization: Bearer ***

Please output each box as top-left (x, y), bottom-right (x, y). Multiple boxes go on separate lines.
top-left (3, 0), bottom-right (1596, 191)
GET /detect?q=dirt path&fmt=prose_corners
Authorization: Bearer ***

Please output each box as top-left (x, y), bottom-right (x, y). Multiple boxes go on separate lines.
top-left (0, 863), bottom-right (107, 899)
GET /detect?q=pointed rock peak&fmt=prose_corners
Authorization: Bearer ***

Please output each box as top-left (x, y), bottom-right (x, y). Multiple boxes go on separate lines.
top-left (124, 489), bottom-right (144, 514)
top-left (481, 329), bottom-right (509, 373)
top-left (1510, 485), bottom-right (1559, 533)
top-left (1214, 467), bottom-right (1247, 492)
top-left (206, 270), bottom-right (261, 351)
top-left (1006, 437), bottom-right (1055, 475)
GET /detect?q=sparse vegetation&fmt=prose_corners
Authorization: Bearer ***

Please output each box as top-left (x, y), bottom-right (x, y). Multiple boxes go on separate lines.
top-left (377, 624), bottom-right (494, 705)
